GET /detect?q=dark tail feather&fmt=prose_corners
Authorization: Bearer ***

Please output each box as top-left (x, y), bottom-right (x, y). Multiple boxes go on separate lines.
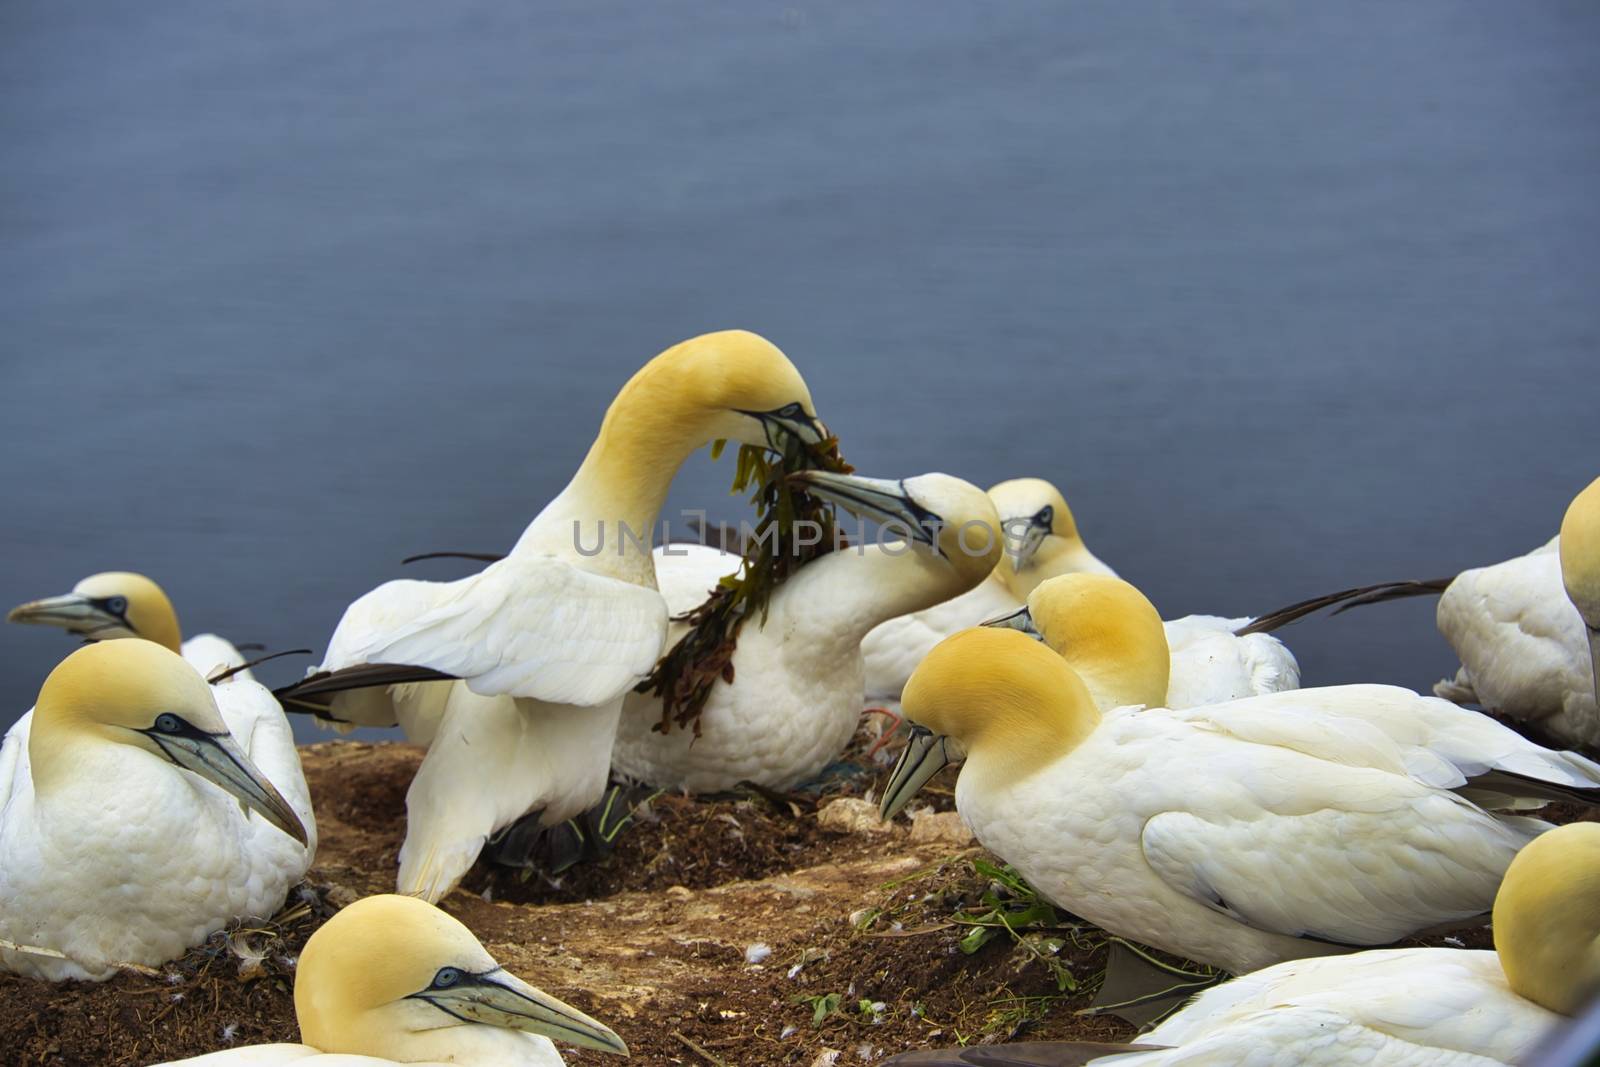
top-left (401, 551), bottom-right (506, 565)
top-left (1458, 768), bottom-right (1600, 809)
top-left (206, 647), bottom-right (314, 684)
top-left (1236, 576), bottom-right (1455, 636)
top-left (273, 662), bottom-right (457, 708)
top-left (877, 1042), bottom-right (1167, 1066)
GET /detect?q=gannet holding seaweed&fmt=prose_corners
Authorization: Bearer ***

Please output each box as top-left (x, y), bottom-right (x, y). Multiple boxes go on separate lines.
top-left (885, 627), bottom-right (1579, 975)
top-left (154, 894), bottom-right (627, 1066)
top-left (9, 571), bottom-right (253, 680)
top-left (0, 641), bottom-right (312, 981)
top-left (880, 822), bottom-right (1600, 1067)
top-left (289, 330), bottom-right (826, 901)
top-left (860, 478), bottom-right (1114, 701)
top-left (611, 471), bottom-right (1002, 793)
top-left (989, 573), bottom-right (1600, 806)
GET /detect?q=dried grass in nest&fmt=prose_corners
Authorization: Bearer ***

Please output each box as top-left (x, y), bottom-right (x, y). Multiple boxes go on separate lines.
top-left (637, 434), bottom-right (853, 735)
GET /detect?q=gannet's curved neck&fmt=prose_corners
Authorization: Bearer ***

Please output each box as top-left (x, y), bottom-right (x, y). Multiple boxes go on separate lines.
top-left (785, 544), bottom-right (984, 659)
top-left (510, 377), bottom-right (713, 575)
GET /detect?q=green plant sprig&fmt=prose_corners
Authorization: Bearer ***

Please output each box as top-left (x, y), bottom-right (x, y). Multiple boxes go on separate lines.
top-left (635, 433), bottom-right (853, 735)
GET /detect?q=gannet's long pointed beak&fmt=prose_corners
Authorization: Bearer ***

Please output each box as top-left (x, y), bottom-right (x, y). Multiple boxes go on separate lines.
top-left (981, 605), bottom-right (1043, 639)
top-left (7, 593), bottom-right (116, 633)
top-left (790, 471), bottom-right (942, 547)
top-left (1002, 518), bottom-right (1049, 573)
top-left (412, 968), bottom-right (629, 1055)
top-left (879, 724), bottom-right (953, 820)
top-left (141, 719), bottom-right (309, 846)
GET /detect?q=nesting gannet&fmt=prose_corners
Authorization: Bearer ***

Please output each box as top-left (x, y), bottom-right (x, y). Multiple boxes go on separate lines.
top-left (860, 478), bottom-right (1114, 701)
top-left (291, 330), bottom-right (824, 901)
top-left (884, 627), bottom-right (1580, 975)
top-left (153, 894), bottom-right (627, 1066)
top-left (881, 822), bottom-right (1600, 1067)
top-left (0, 641), bottom-right (311, 981)
top-left (9, 571), bottom-right (252, 679)
top-left (610, 471), bottom-right (1002, 792)
top-left (1430, 475), bottom-right (1600, 749)
top-left (988, 573), bottom-right (1600, 807)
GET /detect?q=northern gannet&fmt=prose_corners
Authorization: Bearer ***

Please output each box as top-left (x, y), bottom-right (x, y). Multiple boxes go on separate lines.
top-left (989, 572), bottom-right (1600, 807)
top-left (861, 478), bottom-right (1114, 701)
top-left (153, 893), bottom-right (627, 1065)
top-left (987, 573), bottom-right (1298, 709)
top-left (0, 641), bottom-right (312, 981)
top-left (292, 330), bottom-right (825, 901)
top-left (881, 821), bottom-right (1600, 1066)
top-left (1431, 474), bottom-right (1600, 749)
top-left (610, 471), bottom-right (1002, 792)
top-left (884, 627), bottom-right (1579, 975)
top-left (9, 570), bottom-right (253, 680)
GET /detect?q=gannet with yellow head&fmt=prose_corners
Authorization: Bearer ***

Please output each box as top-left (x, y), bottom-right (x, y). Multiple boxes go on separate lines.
top-left (298, 330), bottom-right (825, 900)
top-left (154, 894), bottom-right (627, 1065)
top-left (1432, 474), bottom-right (1600, 749)
top-left (611, 471), bottom-right (1002, 792)
top-left (9, 570), bottom-right (252, 680)
top-left (880, 822), bottom-right (1600, 1066)
top-left (991, 573), bottom-right (1600, 806)
top-left (860, 477), bottom-right (1115, 701)
top-left (886, 627), bottom-right (1561, 975)
top-left (0, 641), bottom-right (312, 981)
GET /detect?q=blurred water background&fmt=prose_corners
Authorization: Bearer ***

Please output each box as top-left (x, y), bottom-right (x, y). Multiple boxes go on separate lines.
top-left (3, 1), bottom-right (1597, 737)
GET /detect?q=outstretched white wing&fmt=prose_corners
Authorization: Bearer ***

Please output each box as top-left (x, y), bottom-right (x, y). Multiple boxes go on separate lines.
top-left (320, 555), bottom-right (668, 708)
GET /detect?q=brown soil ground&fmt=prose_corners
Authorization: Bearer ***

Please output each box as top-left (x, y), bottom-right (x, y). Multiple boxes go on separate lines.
top-left (4, 732), bottom-right (1594, 1066)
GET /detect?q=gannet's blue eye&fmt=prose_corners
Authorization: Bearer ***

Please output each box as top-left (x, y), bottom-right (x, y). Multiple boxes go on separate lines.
top-left (106, 597), bottom-right (128, 615)
top-left (155, 714), bottom-right (181, 733)
top-left (1035, 506), bottom-right (1054, 528)
top-left (777, 402), bottom-right (803, 417)
top-left (432, 967), bottom-right (463, 989)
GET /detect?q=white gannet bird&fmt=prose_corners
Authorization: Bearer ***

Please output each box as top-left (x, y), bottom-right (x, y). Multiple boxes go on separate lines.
top-left (860, 478), bottom-right (1114, 701)
top-left (289, 330), bottom-right (824, 902)
top-left (884, 627), bottom-right (1575, 976)
top-left (987, 573), bottom-right (1299, 709)
top-left (0, 641), bottom-right (311, 981)
top-left (9, 570), bottom-right (253, 680)
top-left (610, 471), bottom-right (1002, 793)
top-left (988, 573), bottom-right (1600, 808)
top-left (880, 820), bottom-right (1600, 1067)
top-left (154, 893), bottom-right (627, 1066)
top-left (1432, 474), bottom-right (1600, 750)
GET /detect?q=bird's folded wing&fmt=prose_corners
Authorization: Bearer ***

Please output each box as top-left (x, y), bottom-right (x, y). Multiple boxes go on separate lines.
top-left (0, 709), bottom-right (32, 816)
top-left (320, 556), bottom-right (668, 707)
top-left (1140, 786), bottom-right (1524, 945)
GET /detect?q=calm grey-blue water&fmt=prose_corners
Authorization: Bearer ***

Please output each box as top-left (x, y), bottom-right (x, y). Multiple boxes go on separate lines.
top-left (3, 1), bottom-right (1597, 738)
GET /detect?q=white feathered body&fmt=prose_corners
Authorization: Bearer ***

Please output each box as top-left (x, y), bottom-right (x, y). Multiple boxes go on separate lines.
top-left (0, 676), bottom-right (314, 981)
top-left (1435, 536), bottom-right (1599, 749)
top-left (956, 690), bottom-right (1548, 975)
top-left (1109, 947), bottom-right (1557, 1066)
top-left (154, 1034), bottom-right (565, 1066)
top-left (1162, 616), bottom-right (1300, 708)
top-left (614, 537), bottom-right (994, 793)
top-left (612, 545), bottom-right (865, 792)
top-left (180, 632), bottom-right (253, 681)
